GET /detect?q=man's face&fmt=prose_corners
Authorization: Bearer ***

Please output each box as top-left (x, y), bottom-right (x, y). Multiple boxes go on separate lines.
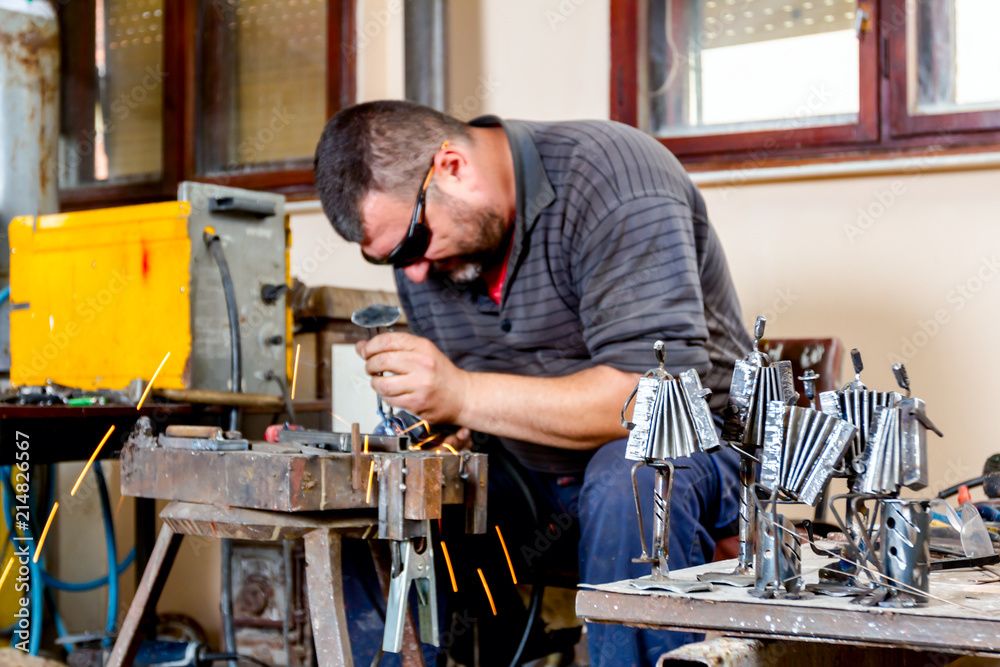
top-left (359, 184), bottom-right (508, 285)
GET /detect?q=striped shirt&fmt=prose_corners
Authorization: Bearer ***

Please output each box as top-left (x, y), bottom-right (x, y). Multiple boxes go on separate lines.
top-left (396, 117), bottom-right (751, 473)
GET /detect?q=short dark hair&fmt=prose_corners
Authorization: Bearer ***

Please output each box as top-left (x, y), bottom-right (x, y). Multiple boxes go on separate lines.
top-left (314, 100), bottom-right (472, 243)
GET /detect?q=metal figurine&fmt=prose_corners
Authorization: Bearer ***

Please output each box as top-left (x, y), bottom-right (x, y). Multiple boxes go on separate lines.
top-left (700, 316), bottom-right (797, 587)
top-left (621, 341), bottom-right (717, 593)
top-left (852, 363), bottom-right (942, 495)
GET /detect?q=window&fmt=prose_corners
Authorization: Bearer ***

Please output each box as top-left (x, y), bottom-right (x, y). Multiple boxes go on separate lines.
top-left (612, 0), bottom-right (1000, 165)
top-left (58, 0), bottom-right (355, 210)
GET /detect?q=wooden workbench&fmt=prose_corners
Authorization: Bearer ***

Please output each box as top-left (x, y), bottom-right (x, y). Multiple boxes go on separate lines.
top-left (576, 551), bottom-right (1000, 658)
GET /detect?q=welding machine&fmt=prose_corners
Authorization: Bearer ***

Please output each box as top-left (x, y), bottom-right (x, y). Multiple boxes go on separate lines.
top-left (8, 182), bottom-right (291, 394)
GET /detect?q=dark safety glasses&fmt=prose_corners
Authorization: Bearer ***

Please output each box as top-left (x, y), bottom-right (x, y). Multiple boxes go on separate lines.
top-left (362, 141), bottom-right (448, 267)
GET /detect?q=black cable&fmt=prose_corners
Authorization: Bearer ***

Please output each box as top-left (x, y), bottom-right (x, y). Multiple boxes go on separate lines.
top-left (265, 371), bottom-right (296, 423)
top-left (204, 230), bottom-right (242, 433)
top-left (202, 653), bottom-right (276, 667)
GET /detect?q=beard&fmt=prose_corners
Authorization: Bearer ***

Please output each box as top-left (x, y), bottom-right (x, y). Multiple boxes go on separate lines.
top-left (430, 190), bottom-right (510, 284)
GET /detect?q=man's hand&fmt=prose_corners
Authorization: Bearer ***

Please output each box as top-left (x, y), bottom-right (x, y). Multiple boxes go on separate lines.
top-left (357, 332), bottom-right (471, 424)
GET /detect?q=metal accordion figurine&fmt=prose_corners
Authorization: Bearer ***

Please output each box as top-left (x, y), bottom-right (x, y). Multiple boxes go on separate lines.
top-left (619, 340), bottom-right (720, 592)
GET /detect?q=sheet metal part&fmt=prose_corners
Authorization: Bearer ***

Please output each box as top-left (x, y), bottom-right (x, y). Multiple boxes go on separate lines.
top-left (624, 342), bottom-right (720, 461)
top-left (751, 511), bottom-right (803, 598)
top-left (880, 499), bottom-right (931, 606)
top-left (277, 428), bottom-right (407, 453)
top-left (759, 403), bottom-right (856, 506)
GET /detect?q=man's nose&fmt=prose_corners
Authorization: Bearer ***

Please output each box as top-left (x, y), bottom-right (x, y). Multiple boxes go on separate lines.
top-left (403, 259), bottom-right (431, 283)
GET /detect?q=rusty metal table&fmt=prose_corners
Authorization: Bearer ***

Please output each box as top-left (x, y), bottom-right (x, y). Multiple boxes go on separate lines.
top-left (576, 553), bottom-right (1000, 660)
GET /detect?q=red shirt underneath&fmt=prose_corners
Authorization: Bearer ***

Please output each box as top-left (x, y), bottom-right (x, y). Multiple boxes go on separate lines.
top-left (482, 237), bottom-right (514, 305)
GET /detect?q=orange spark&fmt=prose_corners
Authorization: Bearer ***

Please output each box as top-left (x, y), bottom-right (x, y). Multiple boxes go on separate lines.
top-left (401, 419), bottom-right (430, 435)
top-left (442, 443), bottom-right (459, 455)
top-left (330, 411), bottom-right (351, 428)
top-left (33, 502), bottom-right (59, 563)
top-left (496, 526), bottom-right (517, 585)
top-left (114, 494), bottom-right (126, 520)
top-left (0, 557), bottom-right (13, 591)
top-left (364, 434), bottom-right (369, 454)
top-left (477, 568), bottom-right (497, 616)
top-left (291, 344), bottom-right (301, 399)
top-left (365, 461), bottom-right (376, 504)
top-left (413, 434), bottom-right (438, 449)
top-left (136, 352), bottom-right (170, 410)
top-left (440, 540), bottom-right (458, 593)
top-left (71, 426), bottom-right (115, 496)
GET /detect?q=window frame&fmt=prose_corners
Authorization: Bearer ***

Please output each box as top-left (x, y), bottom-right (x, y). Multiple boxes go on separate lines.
top-left (611, 0), bottom-right (1000, 167)
top-left (57, 0), bottom-right (355, 211)
top-left (885, 0), bottom-right (1000, 138)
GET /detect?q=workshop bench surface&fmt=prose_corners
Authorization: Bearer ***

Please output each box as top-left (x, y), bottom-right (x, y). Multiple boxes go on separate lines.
top-left (576, 551), bottom-right (1000, 657)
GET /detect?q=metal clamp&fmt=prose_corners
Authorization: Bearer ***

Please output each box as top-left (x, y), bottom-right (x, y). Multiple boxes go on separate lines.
top-left (383, 527), bottom-right (439, 653)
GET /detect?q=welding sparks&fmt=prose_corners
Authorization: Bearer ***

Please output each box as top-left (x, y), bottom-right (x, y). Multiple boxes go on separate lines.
top-left (365, 461), bottom-right (376, 504)
top-left (400, 419), bottom-right (430, 435)
top-left (495, 526), bottom-right (517, 585)
top-left (114, 494), bottom-right (126, 520)
top-left (33, 502), bottom-right (59, 563)
top-left (0, 557), bottom-right (13, 591)
top-left (71, 425), bottom-right (115, 496)
top-left (330, 412), bottom-right (351, 428)
top-left (477, 568), bottom-right (497, 616)
top-left (413, 434), bottom-right (438, 449)
top-left (291, 343), bottom-right (301, 399)
top-left (136, 351), bottom-right (170, 410)
top-left (440, 540), bottom-right (458, 592)
top-left (364, 434), bottom-right (369, 454)
top-left (442, 443), bottom-right (459, 455)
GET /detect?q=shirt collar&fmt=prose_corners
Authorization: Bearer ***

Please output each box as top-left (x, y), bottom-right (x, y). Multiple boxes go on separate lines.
top-left (469, 115), bottom-right (555, 304)
top-left (469, 115), bottom-right (555, 235)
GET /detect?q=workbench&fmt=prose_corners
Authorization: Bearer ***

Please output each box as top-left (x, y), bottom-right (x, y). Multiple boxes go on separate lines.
top-left (576, 550), bottom-right (1000, 661)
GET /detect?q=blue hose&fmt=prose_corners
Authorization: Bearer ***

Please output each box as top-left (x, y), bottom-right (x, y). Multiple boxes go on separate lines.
top-left (92, 464), bottom-right (118, 647)
top-left (40, 548), bottom-right (135, 591)
top-left (0, 286), bottom-right (9, 303)
top-left (1, 464), bottom-right (132, 653)
top-left (1, 467), bottom-right (43, 655)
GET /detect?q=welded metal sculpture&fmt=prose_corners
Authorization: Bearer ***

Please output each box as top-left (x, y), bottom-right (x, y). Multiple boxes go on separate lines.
top-left (621, 341), bottom-right (718, 592)
top-left (700, 316), bottom-right (798, 587)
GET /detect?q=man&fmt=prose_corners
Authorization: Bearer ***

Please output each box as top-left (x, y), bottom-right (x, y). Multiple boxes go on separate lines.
top-left (315, 100), bottom-right (751, 666)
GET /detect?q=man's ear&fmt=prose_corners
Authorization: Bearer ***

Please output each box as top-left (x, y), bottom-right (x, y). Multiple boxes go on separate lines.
top-left (435, 143), bottom-right (470, 185)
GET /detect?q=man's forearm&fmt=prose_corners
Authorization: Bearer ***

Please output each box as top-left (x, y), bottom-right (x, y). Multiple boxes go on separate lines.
top-left (456, 365), bottom-right (639, 450)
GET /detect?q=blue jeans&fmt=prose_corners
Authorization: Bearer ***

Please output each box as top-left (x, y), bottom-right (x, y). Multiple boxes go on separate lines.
top-left (578, 439), bottom-right (741, 666)
top-left (340, 438), bottom-right (741, 667)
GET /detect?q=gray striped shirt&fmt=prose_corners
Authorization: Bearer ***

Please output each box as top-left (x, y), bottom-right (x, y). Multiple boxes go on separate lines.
top-left (396, 117), bottom-right (751, 473)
